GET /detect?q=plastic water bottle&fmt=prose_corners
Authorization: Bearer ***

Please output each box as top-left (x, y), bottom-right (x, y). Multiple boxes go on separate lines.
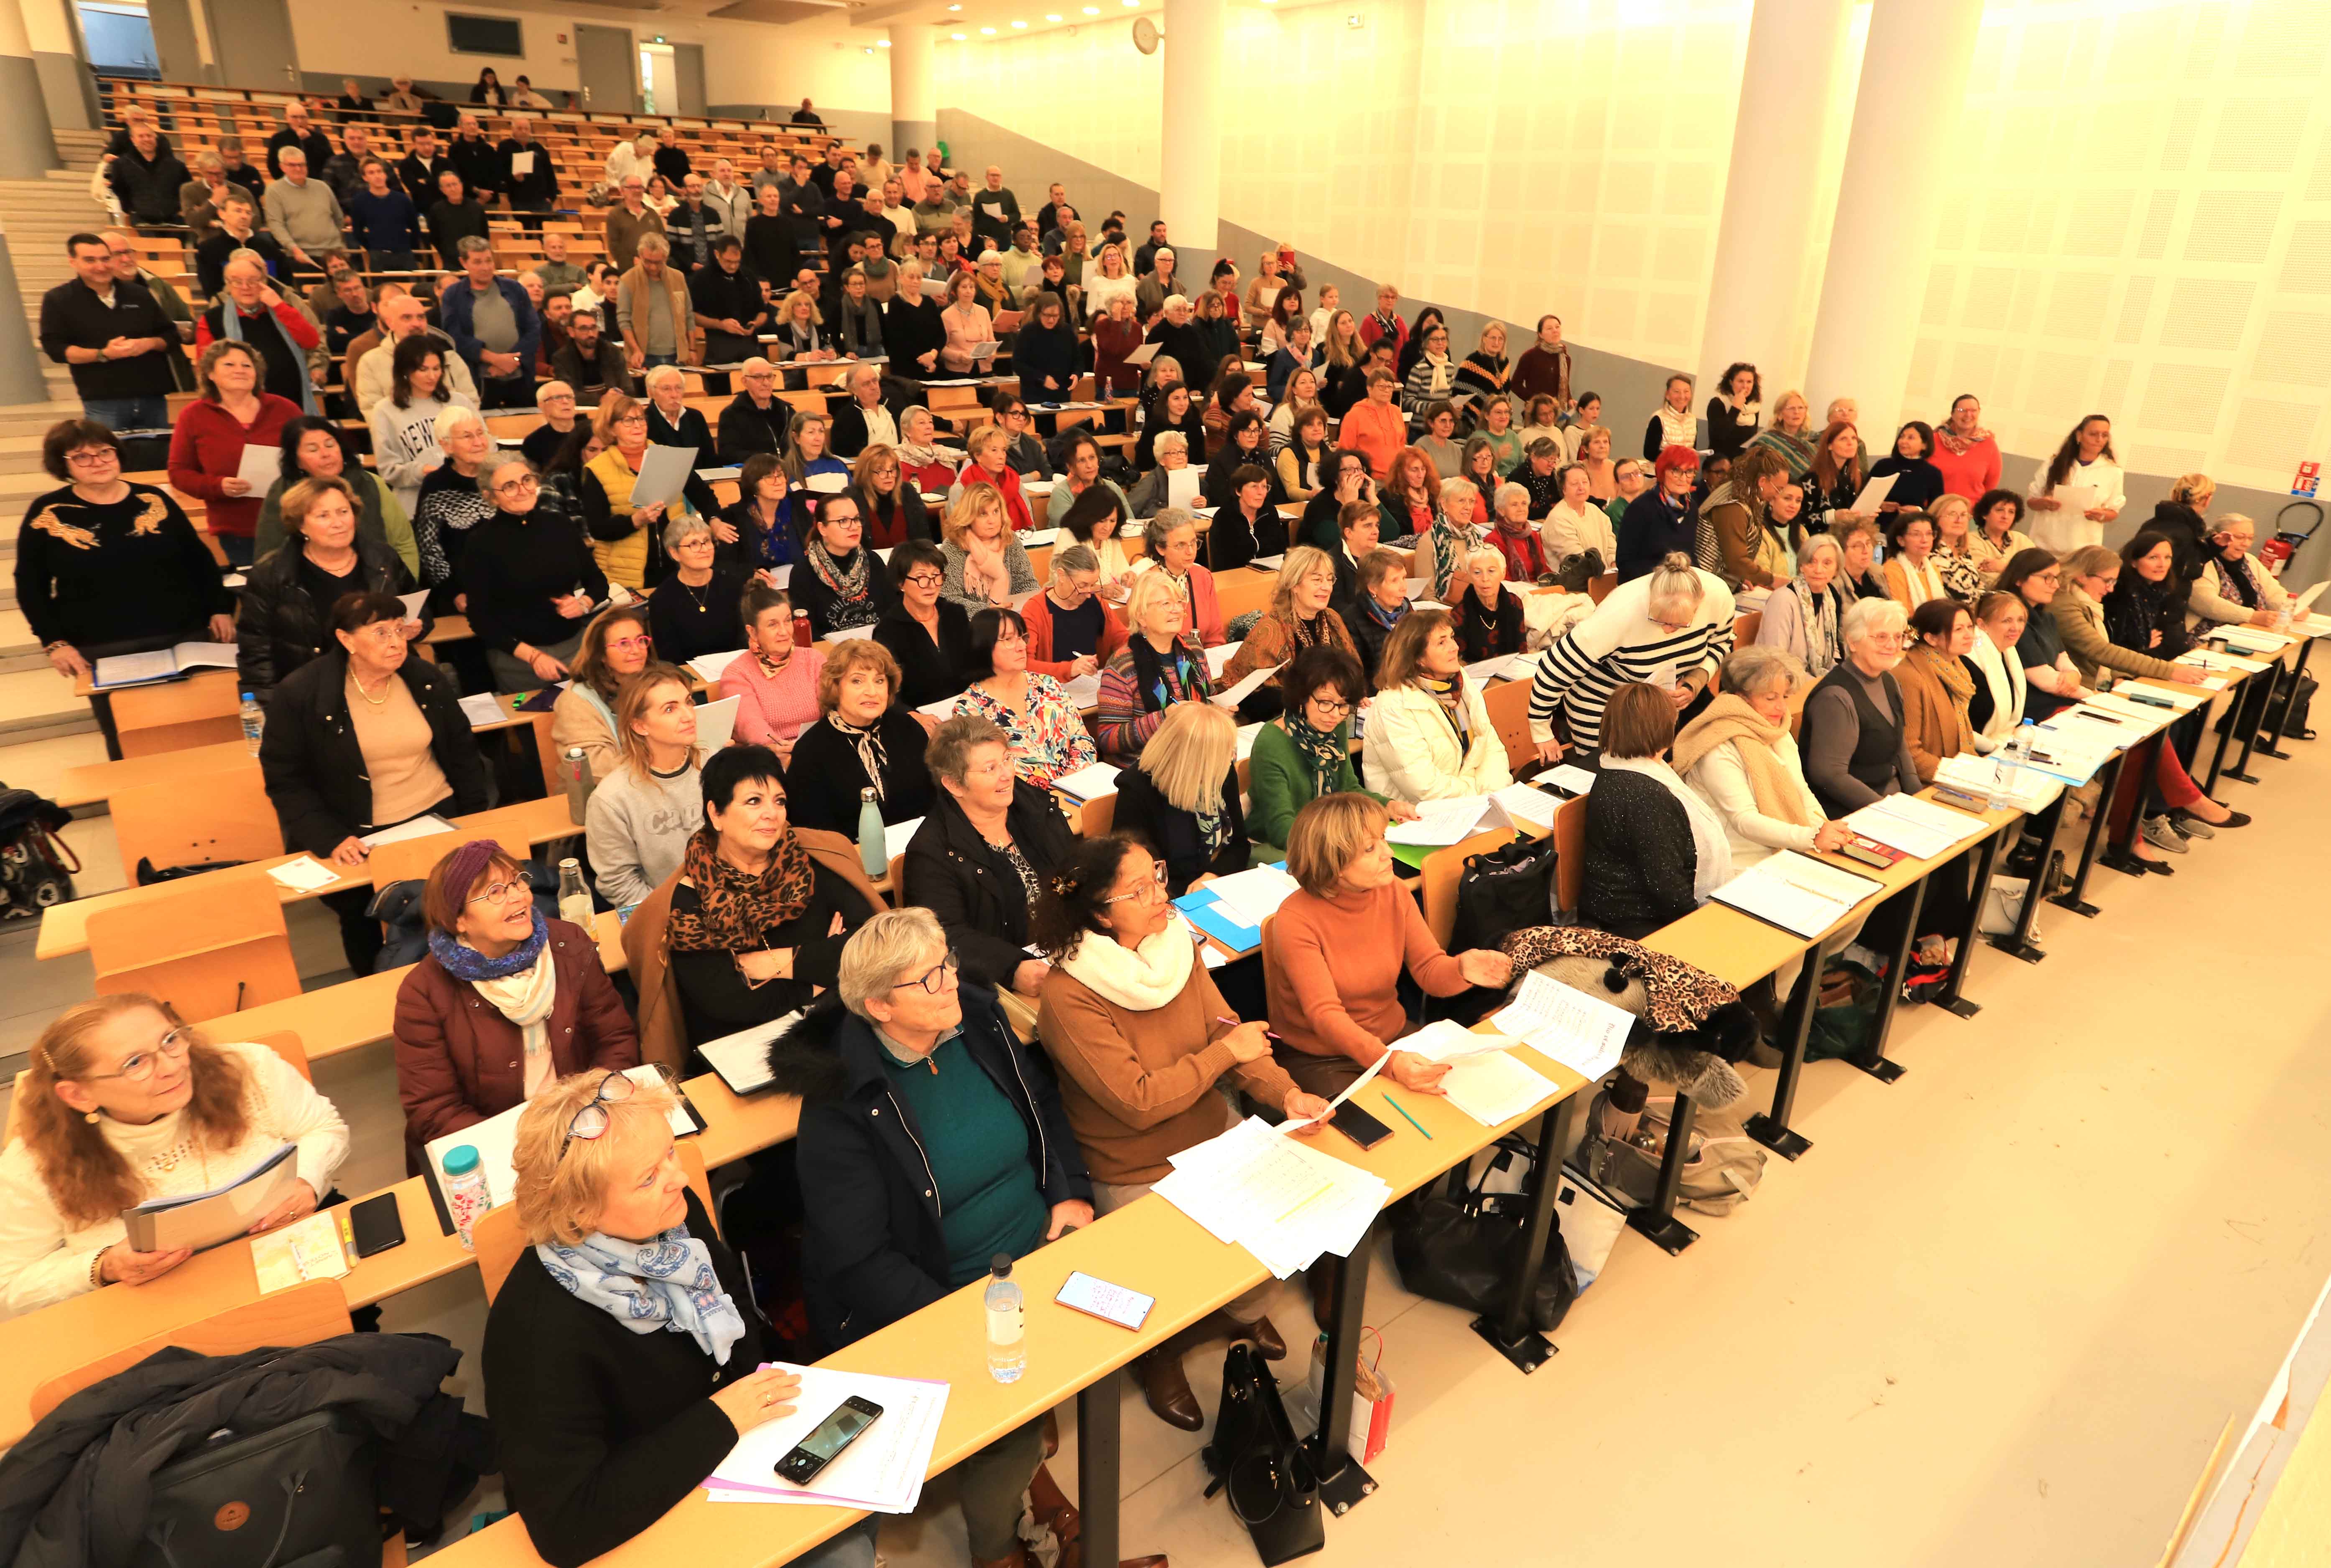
top-left (562, 746), bottom-right (595, 825)
top-left (443, 1144), bottom-right (490, 1252)
top-left (239, 692), bottom-right (264, 755)
top-left (2275, 603), bottom-right (2292, 632)
top-left (557, 857), bottom-right (593, 928)
top-left (1992, 720), bottom-right (2034, 809)
top-left (984, 1254), bottom-right (1025, 1383)
top-left (856, 787), bottom-right (886, 877)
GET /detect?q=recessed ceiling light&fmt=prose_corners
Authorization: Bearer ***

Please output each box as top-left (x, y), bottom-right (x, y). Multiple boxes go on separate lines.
top-left (979, 24), bottom-right (996, 31)
top-left (875, 36), bottom-right (890, 43)
top-left (1010, 17), bottom-right (1027, 24)
top-left (1044, 11), bottom-right (1060, 18)
top-left (951, 29), bottom-right (967, 37)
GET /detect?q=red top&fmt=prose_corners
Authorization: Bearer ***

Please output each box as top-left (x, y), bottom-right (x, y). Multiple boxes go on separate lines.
top-left (957, 458), bottom-right (1035, 532)
top-left (165, 392), bottom-right (303, 539)
top-left (1930, 433), bottom-right (2002, 502)
top-left (1020, 588), bottom-right (1128, 679)
top-left (1357, 310), bottom-right (1408, 361)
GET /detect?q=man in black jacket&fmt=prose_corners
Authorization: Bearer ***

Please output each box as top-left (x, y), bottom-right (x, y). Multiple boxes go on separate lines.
top-left (447, 112), bottom-right (505, 208)
top-left (970, 164), bottom-right (1020, 255)
top-left (547, 306), bottom-right (632, 405)
top-left (263, 101), bottom-right (334, 179)
top-left (319, 121), bottom-right (397, 206)
top-left (394, 126), bottom-right (454, 205)
top-left (101, 118), bottom-right (188, 225)
top-left (39, 234), bottom-right (178, 427)
top-left (688, 238), bottom-right (767, 365)
top-left (499, 115), bottom-right (559, 227)
top-left (426, 170), bottom-right (490, 272)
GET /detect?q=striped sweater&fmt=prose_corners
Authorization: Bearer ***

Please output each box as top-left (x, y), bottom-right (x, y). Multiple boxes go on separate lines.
top-left (1525, 568), bottom-right (1736, 750)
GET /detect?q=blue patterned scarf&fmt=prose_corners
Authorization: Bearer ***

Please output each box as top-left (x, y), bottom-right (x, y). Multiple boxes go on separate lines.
top-left (536, 1225), bottom-right (747, 1364)
top-left (427, 908), bottom-right (547, 980)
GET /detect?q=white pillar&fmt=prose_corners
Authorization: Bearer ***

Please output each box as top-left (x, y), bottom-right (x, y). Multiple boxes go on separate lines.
top-left (0, 0), bottom-right (61, 176)
top-left (1803, 0), bottom-right (1984, 440)
top-left (1696, 0), bottom-right (1852, 404)
top-left (1160, 0), bottom-right (1222, 256)
top-left (888, 25), bottom-right (936, 163)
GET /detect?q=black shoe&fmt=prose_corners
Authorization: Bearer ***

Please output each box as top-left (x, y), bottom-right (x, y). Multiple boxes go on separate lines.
top-left (2146, 858), bottom-right (2176, 875)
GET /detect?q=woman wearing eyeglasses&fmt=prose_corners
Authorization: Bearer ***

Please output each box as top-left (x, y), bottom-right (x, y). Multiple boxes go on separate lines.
top-left (464, 454), bottom-right (612, 692)
top-left (485, 1067), bottom-right (880, 1568)
top-left (627, 744), bottom-right (885, 1052)
top-left (762, 910), bottom-right (1086, 1558)
top-left (1247, 646), bottom-right (1413, 856)
top-left (393, 840), bottom-right (638, 1175)
top-left (0, 994), bottom-right (348, 1318)
top-left (1031, 838), bottom-right (1326, 1429)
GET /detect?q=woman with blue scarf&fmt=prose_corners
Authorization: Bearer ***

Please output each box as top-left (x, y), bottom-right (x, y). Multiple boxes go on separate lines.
top-left (485, 1065), bottom-right (880, 1568)
top-left (391, 839), bottom-right (640, 1177)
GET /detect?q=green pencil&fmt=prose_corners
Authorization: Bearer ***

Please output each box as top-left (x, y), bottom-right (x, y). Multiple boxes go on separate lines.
top-left (1382, 1093), bottom-right (1433, 1140)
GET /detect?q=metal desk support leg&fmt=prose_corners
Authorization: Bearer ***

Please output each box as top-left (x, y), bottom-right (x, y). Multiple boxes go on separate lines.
top-left (1078, 1368), bottom-right (1120, 1568)
top-left (2262, 639), bottom-right (2313, 758)
top-left (1472, 1093), bottom-right (1583, 1373)
top-left (1308, 1221), bottom-right (1379, 1513)
top-left (1627, 1089), bottom-right (1699, 1255)
top-left (1745, 955), bottom-right (1818, 1159)
top-left (1855, 877), bottom-right (1921, 1083)
top-left (2052, 751), bottom-right (2123, 916)
top-left (1933, 826), bottom-right (2001, 1019)
top-left (1986, 800), bottom-right (2055, 964)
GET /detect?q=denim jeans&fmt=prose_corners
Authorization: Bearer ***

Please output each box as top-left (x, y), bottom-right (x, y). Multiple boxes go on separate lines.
top-left (82, 395), bottom-right (168, 431)
top-left (643, 353), bottom-right (679, 369)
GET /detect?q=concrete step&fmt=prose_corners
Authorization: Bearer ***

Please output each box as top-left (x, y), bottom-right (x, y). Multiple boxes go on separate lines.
top-left (0, 667), bottom-right (95, 744)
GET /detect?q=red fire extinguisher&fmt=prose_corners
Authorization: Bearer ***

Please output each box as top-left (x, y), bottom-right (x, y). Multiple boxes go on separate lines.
top-left (2261, 499), bottom-right (2322, 576)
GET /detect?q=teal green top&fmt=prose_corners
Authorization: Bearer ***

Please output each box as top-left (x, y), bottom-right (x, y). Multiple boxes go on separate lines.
top-left (879, 1031), bottom-right (1050, 1288)
top-left (1482, 429), bottom-right (1524, 477)
top-left (1247, 715), bottom-right (1382, 855)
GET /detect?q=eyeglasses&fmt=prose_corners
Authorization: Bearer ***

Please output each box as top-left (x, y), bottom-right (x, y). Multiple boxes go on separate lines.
top-left (606, 635), bottom-right (653, 652)
top-left (465, 877), bottom-right (533, 906)
top-left (66, 448), bottom-right (118, 468)
top-left (560, 1069), bottom-right (637, 1154)
top-left (77, 1025), bottom-right (194, 1085)
top-left (1307, 695), bottom-right (1354, 717)
top-left (1104, 863), bottom-right (1170, 905)
top-left (892, 952), bottom-right (961, 993)
top-left (493, 474), bottom-right (539, 496)
top-left (902, 571), bottom-right (944, 588)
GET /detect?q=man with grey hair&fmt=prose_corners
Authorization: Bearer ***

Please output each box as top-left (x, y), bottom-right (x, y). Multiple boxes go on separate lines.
top-left (617, 234), bottom-right (694, 372)
top-left (439, 237), bottom-right (540, 409)
top-left (602, 173), bottom-right (666, 273)
top-left (261, 147), bottom-right (344, 278)
top-left (353, 287), bottom-right (479, 418)
top-left (263, 99), bottom-right (331, 179)
top-left (500, 115), bottom-right (559, 227)
top-left (831, 360), bottom-right (896, 457)
top-left (702, 158), bottom-right (750, 237)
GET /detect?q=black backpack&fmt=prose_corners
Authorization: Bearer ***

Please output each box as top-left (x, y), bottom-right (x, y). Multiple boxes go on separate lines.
top-left (130, 1408), bottom-right (381, 1568)
top-left (1448, 832), bottom-right (1559, 954)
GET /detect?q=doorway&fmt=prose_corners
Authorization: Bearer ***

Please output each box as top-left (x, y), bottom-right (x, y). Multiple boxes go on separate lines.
top-left (574, 23), bottom-right (636, 115)
top-left (637, 40), bottom-right (673, 117)
top-left (202, 0), bottom-right (297, 90)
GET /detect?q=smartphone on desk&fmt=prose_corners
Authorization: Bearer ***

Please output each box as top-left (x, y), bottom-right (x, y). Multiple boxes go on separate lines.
top-left (775, 1395), bottom-right (885, 1484)
top-left (1836, 840), bottom-right (1893, 871)
top-left (348, 1191), bottom-right (406, 1257)
top-left (1329, 1100), bottom-right (1394, 1151)
top-left (1056, 1271), bottom-right (1155, 1330)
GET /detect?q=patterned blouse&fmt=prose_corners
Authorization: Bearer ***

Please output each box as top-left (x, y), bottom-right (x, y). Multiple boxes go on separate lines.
top-left (956, 673), bottom-right (1099, 788)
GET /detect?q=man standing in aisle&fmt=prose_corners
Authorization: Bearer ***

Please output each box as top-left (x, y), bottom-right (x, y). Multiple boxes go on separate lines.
top-left (972, 165), bottom-right (1020, 255)
top-left (439, 237), bottom-right (541, 411)
top-left (263, 148), bottom-right (347, 280)
top-left (40, 234), bottom-right (178, 428)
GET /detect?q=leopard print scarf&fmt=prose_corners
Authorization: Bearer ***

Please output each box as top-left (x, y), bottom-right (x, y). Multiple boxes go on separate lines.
top-left (1501, 925), bottom-right (1740, 1033)
top-left (666, 825), bottom-right (816, 952)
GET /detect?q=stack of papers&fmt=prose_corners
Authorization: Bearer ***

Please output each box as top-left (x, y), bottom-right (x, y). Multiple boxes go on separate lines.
top-left (1487, 971), bottom-right (1635, 1083)
top-left (1711, 850), bottom-right (1884, 939)
top-left (1848, 793), bottom-right (1987, 860)
top-left (1205, 641), bottom-right (1243, 679)
top-left (2017, 728), bottom-right (2119, 785)
top-left (1211, 661), bottom-right (1280, 709)
top-left (696, 695), bottom-right (742, 751)
top-left (2177, 649), bottom-right (2271, 676)
top-left (126, 1143), bottom-right (296, 1252)
top-left (2207, 625), bottom-right (2297, 656)
top-left (1463, 652), bottom-right (1532, 684)
top-left (1936, 753), bottom-right (2058, 812)
top-left (1481, 783), bottom-right (1561, 832)
top-left (1539, 763), bottom-right (1598, 797)
top-left (1201, 864), bottom-right (1302, 928)
top-left (1438, 1050), bottom-right (1566, 1129)
top-left (688, 649), bottom-right (750, 683)
top-left (1385, 794), bottom-right (1489, 846)
top-left (1151, 1117), bottom-right (1390, 1278)
top-left (360, 813), bottom-right (457, 848)
top-left (2078, 692), bottom-right (2175, 730)
top-left (458, 692), bottom-right (509, 728)
top-left (1050, 761), bottom-right (1122, 802)
top-left (91, 641), bottom-right (239, 690)
top-left (697, 1010), bottom-right (805, 1096)
top-left (250, 1209), bottom-right (350, 1293)
top-left (266, 855), bottom-right (345, 893)
top-left (706, 1367), bottom-right (949, 1512)
top-left (1060, 672), bottom-right (1103, 709)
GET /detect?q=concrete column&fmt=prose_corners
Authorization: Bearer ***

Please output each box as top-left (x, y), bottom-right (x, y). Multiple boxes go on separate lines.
top-left (0, 223), bottom-right (54, 404)
top-left (1159, 0), bottom-right (1222, 255)
top-left (18, 0), bottom-right (97, 132)
top-left (0, 0), bottom-right (61, 177)
top-left (888, 25), bottom-right (936, 165)
top-left (1804, 0), bottom-right (1984, 439)
top-left (1696, 0), bottom-right (1852, 403)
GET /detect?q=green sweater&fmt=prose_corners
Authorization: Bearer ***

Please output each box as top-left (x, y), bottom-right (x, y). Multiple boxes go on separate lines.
top-left (880, 1033), bottom-right (1050, 1288)
top-left (1247, 717), bottom-right (1382, 854)
top-left (252, 468), bottom-right (419, 576)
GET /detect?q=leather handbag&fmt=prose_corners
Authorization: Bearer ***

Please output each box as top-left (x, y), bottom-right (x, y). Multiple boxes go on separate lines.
top-left (1448, 832), bottom-right (1559, 954)
top-left (1201, 1343), bottom-right (1325, 1565)
top-left (129, 1408), bottom-right (382, 1568)
top-left (1388, 1150), bottom-right (1578, 1333)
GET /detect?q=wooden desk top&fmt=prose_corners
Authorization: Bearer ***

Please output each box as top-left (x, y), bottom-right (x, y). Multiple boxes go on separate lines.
top-left (38, 797), bottom-right (587, 960)
top-left (56, 743), bottom-right (256, 808)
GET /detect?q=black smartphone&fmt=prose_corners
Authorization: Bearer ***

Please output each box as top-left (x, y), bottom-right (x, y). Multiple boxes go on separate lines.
top-left (348, 1191), bottom-right (406, 1258)
top-left (775, 1395), bottom-right (885, 1485)
top-left (1329, 1100), bottom-right (1393, 1151)
top-left (1837, 840), bottom-right (1892, 871)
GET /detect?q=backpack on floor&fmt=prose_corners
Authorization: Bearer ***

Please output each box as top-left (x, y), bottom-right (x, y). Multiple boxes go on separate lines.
top-left (1579, 1090), bottom-right (1766, 1217)
top-left (130, 1409), bottom-right (382, 1568)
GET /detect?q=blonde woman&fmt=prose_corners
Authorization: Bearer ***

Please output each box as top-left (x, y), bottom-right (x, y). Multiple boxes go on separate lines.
top-left (1094, 566), bottom-right (1214, 761)
top-left (1927, 493), bottom-right (1985, 603)
top-left (1361, 607), bottom-right (1513, 802)
top-left (938, 267), bottom-right (994, 373)
top-left (583, 662), bottom-right (704, 907)
top-left (553, 603), bottom-right (655, 779)
top-left (772, 288), bottom-right (831, 362)
top-left (579, 393), bottom-right (714, 591)
top-left (1112, 701), bottom-right (1249, 895)
top-left (1744, 388), bottom-right (1815, 479)
top-left (1222, 545), bottom-right (1360, 702)
top-left (939, 481), bottom-right (1036, 610)
top-left (1084, 239), bottom-right (1137, 321)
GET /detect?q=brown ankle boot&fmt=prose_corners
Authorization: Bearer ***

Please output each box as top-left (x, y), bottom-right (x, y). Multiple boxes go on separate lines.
top-left (1028, 1461), bottom-right (1083, 1554)
top-left (1208, 1311), bottom-right (1286, 1361)
top-left (1136, 1346), bottom-right (1204, 1431)
top-left (1308, 1255), bottom-right (1340, 1334)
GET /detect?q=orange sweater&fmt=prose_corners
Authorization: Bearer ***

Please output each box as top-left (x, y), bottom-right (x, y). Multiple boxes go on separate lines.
top-left (1263, 881), bottom-right (1469, 1067)
top-left (1340, 397), bottom-right (1408, 480)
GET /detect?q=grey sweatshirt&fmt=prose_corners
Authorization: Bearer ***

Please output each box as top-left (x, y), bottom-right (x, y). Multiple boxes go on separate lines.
top-left (584, 761), bottom-right (704, 908)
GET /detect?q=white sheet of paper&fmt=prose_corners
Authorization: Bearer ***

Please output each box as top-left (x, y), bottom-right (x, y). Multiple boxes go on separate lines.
top-left (826, 624), bottom-right (877, 642)
top-left (1482, 782), bottom-right (1559, 832)
top-left (688, 649), bottom-right (749, 683)
top-left (1166, 466), bottom-right (1200, 507)
top-left (1210, 660), bottom-right (1281, 709)
top-left (458, 692), bottom-right (507, 727)
top-left (1464, 653), bottom-right (1528, 684)
top-left (1540, 763), bottom-right (1598, 797)
top-left (265, 855), bottom-right (343, 893)
top-left (1050, 761), bottom-right (1122, 801)
top-left (915, 695), bottom-right (960, 718)
top-left (509, 149), bottom-right (535, 176)
top-left (706, 1366), bottom-right (949, 1512)
top-left (1438, 1050), bottom-right (1563, 1129)
top-left (236, 441), bottom-right (282, 495)
top-left (1124, 341), bottom-right (1160, 366)
top-left (694, 694), bottom-right (742, 752)
top-left (882, 817), bottom-right (922, 863)
top-left (627, 443), bottom-right (699, 509)
top-left (1060, 672), bottom-right (1102, 708)
top-left (1204, 864), bottom-right (1301, 929)
top-left (397, 589), bottom-right (428, 624)
top-left (696, 1011), bottom-right (803, 1096)
top-left (1384, 794), bottom-right (1489, 846)
top-left (1205, 641), bottom-right (1242, 679)
top-left (1236, 721), bottom-right (1261, 761)
top-left (1489, 970), bottom-right (1635, 1082)
top-left (359, 812), bottom-right (457, 848)
top-left (804, 472), bottom-right (849, 495)
top-left (2050, 482), bottom-right (2098, 519)
top-left (1397, 1018), bottom-right (1520, 1064)
top-left (1848, 472), bottom-right (1897, 514)
top-left (979, 200), bottom-right (1003, 218)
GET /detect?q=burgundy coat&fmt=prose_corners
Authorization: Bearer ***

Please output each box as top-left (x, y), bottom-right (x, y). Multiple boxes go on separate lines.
top-left (393, 917), bottom-right (641, 1174)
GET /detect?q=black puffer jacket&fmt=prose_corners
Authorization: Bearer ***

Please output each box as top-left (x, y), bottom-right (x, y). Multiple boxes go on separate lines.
top-left (237, 534), bottom-right (427, 697)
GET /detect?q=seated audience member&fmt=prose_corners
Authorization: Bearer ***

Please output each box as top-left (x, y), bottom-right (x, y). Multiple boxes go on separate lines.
top-left (1021, 544), bottom-right (1125, 679)
top-left (642, 364), bottom-right (711, 453)
top-left (18, 422), bottom-right (232, 710)
top-left (1095, 568), bottom-right (1215, 762)
top-left (737, 585), bottom-right (839, 759)
top-left (786, 639), bottom-right (939, 834)
top-left (552, 605), bottom-right (653, 780)
top-left (1112, 701), bottom-right (1248, 896)
top-left (255, 415), bottom-right (418, 571)
top-left (895, 406), bottom-right (967, 493)
top-left (1339, 546), bottom-right (1413, 684)
top-left (1127, 425), bottom-right (1199, 512)
top-left (586, 664), bottom-right (706, 908)
top-left (1207, 461), bottom-right (1289, 574)
top-left (764, 911), bottom-right (1084, 1553)
top-left (1893, 598), bottom-right (1981, 785)
top-left (955, 607), bottom-right (1099, 787)
top-left (1614, 445), bottom-right (1700, 582)
top-left (168, 339), bottom-right (304, 570)
top-left (1486, 480), bottom-right (1551, 584)
top-left (1140, 509), bottom-right (1227, 646)
top-left (1263, 792), bottom-right (1510, 1096)
top-left (648, 513), bottom-right (749, 664)
top-left (1416, 475), bottom-right (1485, 600)
top-left (1203, 412), bottom-right (1288, 514)
top-left (1322, 497), bottom-right (1382, 605)
top-left (1340, 369), bottom-right (1408, 478)
top-left (1579, 681), bottom-right (1734, 939)
top-left (1757, 532), bottom-right (1849, 678)
top-left (1249, 645), bottom-right (1414, 853)
top-left (1994, 548), bottom-right (2091, 723)
top-left (0, 996), bottom-right (349, 1318)
top-left (1836, 516), bottom-right (1888, 602)
top-left (715, 358), bottom-right (790, 462)
top-left (907, 714), bottom-right (1078, 998)
top-left (392, 840), bottom-right (639, 1173)
top-left (1223, 546), bottom-right (1360, 714)
top-left (1525, 553), bottom-right (1734, 766)
top-left (1300, 448), bottom-right (1378, 555)
top-left (1964, 591), bottom-right (2029, 748)
top-left (1868, 420), bottom-right (1945, 516)
top-left (1056, 484), bottom-right (1135, 602)
top-left (636, 744), bottom-right (883, 1046)
top-left (463, 454), bottom-right (609, 691)
top-left (484, 1069), bottom-right (880, 1568)
top-left (550, 308), bottom-right (632, 407)
top-left (368, 337), bottom-right (458, 520)
top-left (1032, 837), bottom-right (1324, 1429)
top-left (725, 452), bottom-right (798, 573)
top-left (1884, 509), bottom-right (1948, 612)
top-left (1927, 493), bottom-right (1987, 604)
top-left (874, 539), bottom-right (976, 708)
top-left (1799, 596), bottom-right (1925, 817)
top-left (260, 592), bottom-right (487, 974)
top-left (412, 403), bottom-right (498, 611)
top-left (1452, 545), bottom-right (1528, 662)
top-left (1362, 606), bottom-right (1513, 801)
top-left (2190, 512), bottom-right (2296, 631)
top-left (239, 476), bottom-right (424, 698)
top-left (581, 394), bottom-right (719, 593)
top-left (950, 423), bottom-right (1035, 532)
top-left (940, 482), bottom-right (1039, 611)
top-left (793, 493), bottom-right (893, 639)
top-left (853, 443), bottom-right (935, 551)
top-left (1967, 488), bottom-right (2035, 580)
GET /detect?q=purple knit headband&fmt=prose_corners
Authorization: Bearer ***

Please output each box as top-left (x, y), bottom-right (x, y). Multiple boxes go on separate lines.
top-left (441, 838), bottom-right (505, 898)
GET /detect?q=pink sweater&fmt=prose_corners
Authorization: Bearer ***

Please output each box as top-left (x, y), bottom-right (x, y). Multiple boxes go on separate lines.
top-left (724, 646), bottom-right (824, 750)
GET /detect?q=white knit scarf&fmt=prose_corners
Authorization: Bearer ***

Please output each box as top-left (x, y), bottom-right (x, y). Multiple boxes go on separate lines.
top-left (1057, 911), bottom-right (1197, 1011)
top-left (470, 955), bottom-right (560, 1096)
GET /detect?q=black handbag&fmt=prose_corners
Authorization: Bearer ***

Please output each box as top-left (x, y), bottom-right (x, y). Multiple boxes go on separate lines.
top-left (1388, 1140), bottom-right (1578, 1333)
top-left (1201, 1343), bottom-right (1325, 1565)
top-left (130, 1408), bottom-right (383, 1568)
top-left (1449, 831), bottom-right (1559, 954)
